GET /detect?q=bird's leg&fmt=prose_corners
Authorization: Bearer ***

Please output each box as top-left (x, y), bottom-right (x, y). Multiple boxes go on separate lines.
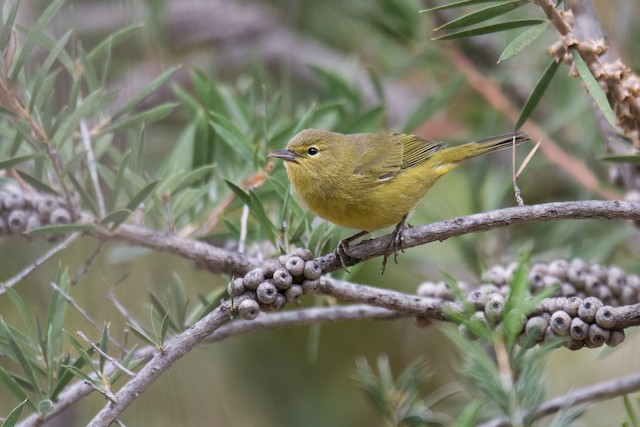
top-left (381, 213), bottom-right (408, 274)
top-left (335, 230), bottom-right (369, 272)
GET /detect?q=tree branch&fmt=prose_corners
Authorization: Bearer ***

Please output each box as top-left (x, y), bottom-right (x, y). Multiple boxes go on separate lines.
top-left (315, 200), bottom-right (640, 273)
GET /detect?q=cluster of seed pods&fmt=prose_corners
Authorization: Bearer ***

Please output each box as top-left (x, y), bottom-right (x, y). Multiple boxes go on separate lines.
top-left (0, 184), bottom-right (72, 235)
top-left (417, 258), bottom-right (633, 350)
top-left (231, 248), bottom-right (322, 320)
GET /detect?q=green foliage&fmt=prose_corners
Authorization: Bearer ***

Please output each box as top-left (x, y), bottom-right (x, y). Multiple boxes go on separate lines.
top-left (352, 355), bottom-right (455, 426)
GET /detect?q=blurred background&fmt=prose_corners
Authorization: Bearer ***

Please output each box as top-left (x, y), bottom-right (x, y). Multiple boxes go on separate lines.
top-left (1, 0), bottom-right (640, 425)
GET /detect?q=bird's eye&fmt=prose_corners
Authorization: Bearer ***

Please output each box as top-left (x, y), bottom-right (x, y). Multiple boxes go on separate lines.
top-left (307, 147), bottom-right (319, 156)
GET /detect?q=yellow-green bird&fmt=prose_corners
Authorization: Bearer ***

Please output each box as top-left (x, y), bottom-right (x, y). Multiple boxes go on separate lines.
top-left (269, 128), bottom-right (529, 269)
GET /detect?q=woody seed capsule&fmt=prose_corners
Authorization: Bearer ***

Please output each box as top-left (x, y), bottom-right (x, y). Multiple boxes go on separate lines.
top-left (270, 294), bottom-right (287, 311)
top-left (525, 316), bottom-right (548, 341)
top-left (548, 258), bottom-right (569, 279)
top-left (285, 285), bottom-right (303, 304)
top-left (606, 329), bottom-right (625, 347)
top-left (587, 324), bottom-right (610, 347)
top-left (301, 279), bottom-right (320, 294)
top-left (4, 191), bottom-right (25, 209)
top-left (417, 282), bottom-right (438, 298)
top-left (484, 295), bottom-right (505, 323)
top-left (578, 297), bottom-right (603, 323)
top-left (562, 297), bottom-right (582, 317)
top-left (272, 268), bottom-right (293, 290)
top-left (594, 306), bottom-right (615, 329)
top-left (227, 278), bottom-right (246, 296)
top-left (244, 268), bottom-right (265, 290)
top-left (50, 208), bottom-right (71, 225)
top-left (256, 280), bottom-right (278, 304)
top-left (569, 317), bottom-right (589, 340)
top-left (262, 260), bottom-right (282, 277)
top-left (238, 299), bottom-right (260, 320)
top-left (466, 290), bottom-right (485, 310)
top-left (285, 256), bottom-right (305, 277)
top-left (564, 338), bottom-right (585, 351)
top-left (303, 260), bottom-right (322, 280)
top-left (8, 210), bottom-right (26, 233)
top-left (292, 247), bottom-right (314, 261)
top-left (549, 310), bottom-right (572, 335)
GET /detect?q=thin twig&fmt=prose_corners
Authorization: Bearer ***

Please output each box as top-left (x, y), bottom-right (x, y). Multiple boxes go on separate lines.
top-left (50, 281), bottom-right (124, 350)
top-left (0, 233), bottom-right (80, 295)
top-left (479, 372), bottom-right (640, 426)
top-left (239, 204), bottom-right (249, 253)
top-left (76, 331), bottom-right (136, 377)
top-left (79, 105), bottom-right (106, 217)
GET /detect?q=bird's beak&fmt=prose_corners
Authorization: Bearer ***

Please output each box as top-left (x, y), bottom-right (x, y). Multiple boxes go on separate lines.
top-left (268, 148), bottom-right (299, 164)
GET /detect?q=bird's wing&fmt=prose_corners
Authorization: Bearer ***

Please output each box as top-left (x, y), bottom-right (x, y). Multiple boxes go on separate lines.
top-left (352, 134), bottom-right (446, 181)
top-left (352, 134), bottom-right (405, 180)
top-left (399, 135), bottom-right (446, 171)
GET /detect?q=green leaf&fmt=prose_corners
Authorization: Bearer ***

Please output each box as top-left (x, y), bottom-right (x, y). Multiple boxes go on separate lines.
top-left (28, 30), bottom-right (72, 112)
top-left (159, 312), bottom-right (170, 347)
top-left (600, 154), bottom-right (640, 164)
top-left (433, 19), bottom-right (546, 40)
top-left (100, 103), bottom-right (178, 135)
top-left (498, 21), bottom-right (548, 62)
top-left (100, 209), bottom-right (133, 228)
top-left (61, 149), bottom-right (89, 176)
top-left (171, 165), bottom-right (215, 195)
top-left (422, 0), bottom-right (504, 12)
top-left (15, 170), bottom-right (59, 195)
top-left (9, 0), bottom-right (65, 80)
top-left (210, 114), bottom-right (255, 161)
top-left (125, 180), bottom-right (159, 211)
top-left (2, 398), bottom-right (28, 427)
top-left (4, 287), bottom-right (36, 337)
top-left (0, 368), bottom-right (31, 410)
top-left (0, 0), bottom-right (20, 52)
top-left (223, 179), bottom-right (251, 206)
top-left (68, 173), bottom-right (99, 215)
top-left (436, 1), bottom-right (530, 31)
top-left (573, 50), bottom-right (617, 129)
top-left (26, 224), bottom-right (95, 235)
top-left (516, 58), bottom-right (561, 129)
top-left (61, 365), bottom-right (95, 384)
top-left (87, 24), bottom-right (143, 61)
top-left (111, 66), bottom-right (180, 122)
top-left (1, 319), bottom-right (42, 400)
top-left (52, 89), bottom-right (106, 147)
top-left (98, 324), bottom-right (109, 373)
top-left (248, 190), bottom-right (277, 244)
top-left (0, 154), bottom-right (41, 170)
top-left (126, 323), bottom-right (158, 348)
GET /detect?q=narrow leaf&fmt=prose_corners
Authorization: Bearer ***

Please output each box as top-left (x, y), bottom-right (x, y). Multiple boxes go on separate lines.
top-left (1, 319), bottom-right (42, 400)
top-left (433, 19), bottom-right (546, 40)
top-left (26, 223), bottom-right (94, 236)
top-left (87, 24), bottom-right (143, 61)
top-left (0, 368), bottom-right (31, 408)
top-left (600, 154), bottom-right (640, 164)
top-left (0, 154), bottom-right (40, 170)
top-left (0, 0), bottom-right (20, 51)
top-left (28, 30), bottom-right (72, 112)
top-left (15, 171), bottom-right (59, 195)
top-left (573, 51), bottom-right (617, 129)
top-left (100, 103), bottom-right (177, 135)
top-left (223, 179), bottom-right (251, 206)
top-left (422, 0), bottom-right (504, 12)
top-left (100, 209), bottom-right (133, 228)
top-left (124, 180), bottom-right (158, 211)
top-left (9, 0), bottom-right (65, 80)
top-left (498, 21), bottom-right (548, 62)
top-left (126, 323), bottom-right (158, 348)
top-left (111, 66), bottom-right (180, 121)
top-left (436, 1), bottom-right (529, 31)
top-left (515, 58), bottom-right (561, 128)
top-left (2, 398), bottom-right (28, 427)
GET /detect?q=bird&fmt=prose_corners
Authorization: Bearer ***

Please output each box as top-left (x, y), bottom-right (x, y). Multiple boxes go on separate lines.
top-left (269, 128), bottom-right (529, 272)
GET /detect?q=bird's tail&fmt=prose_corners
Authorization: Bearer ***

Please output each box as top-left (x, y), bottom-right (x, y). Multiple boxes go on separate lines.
top-left (442, 130), bottom-right (530, 163)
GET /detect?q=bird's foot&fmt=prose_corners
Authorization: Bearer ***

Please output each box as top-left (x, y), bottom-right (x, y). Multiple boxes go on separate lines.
top-left (334, 231), bottom-right (369, 273)
top-left (381, 214), bottom-right (408, 275)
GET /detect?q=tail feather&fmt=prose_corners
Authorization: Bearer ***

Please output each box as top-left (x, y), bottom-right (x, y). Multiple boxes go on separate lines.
top-left (440, 130), bottom-right (529, 163)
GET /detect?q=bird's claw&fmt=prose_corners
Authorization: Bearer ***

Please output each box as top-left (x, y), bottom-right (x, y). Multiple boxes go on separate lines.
top-left (381, 214), bottom-right (408, 275)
